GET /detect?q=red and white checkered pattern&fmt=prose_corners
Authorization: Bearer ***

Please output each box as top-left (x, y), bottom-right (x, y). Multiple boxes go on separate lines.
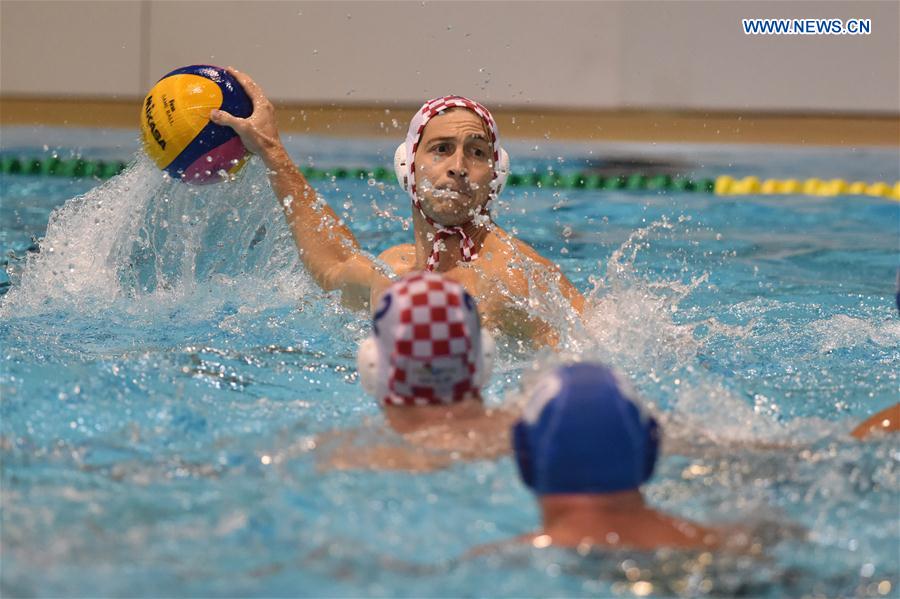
top-left (403, 96), bottom-right (501, 271)
top-left (372, 271), bottom-right (483, 406)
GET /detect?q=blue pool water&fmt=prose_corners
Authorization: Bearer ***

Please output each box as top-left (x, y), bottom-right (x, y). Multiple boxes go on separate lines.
top-left (1, 127), bottom-right (898, 597)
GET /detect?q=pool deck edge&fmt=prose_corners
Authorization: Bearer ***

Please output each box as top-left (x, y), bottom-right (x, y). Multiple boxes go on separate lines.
top-left (1, 97), bottom-right (898, 146)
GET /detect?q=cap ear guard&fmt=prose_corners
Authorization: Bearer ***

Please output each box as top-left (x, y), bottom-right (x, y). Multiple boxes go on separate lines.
top-left (512, 420), bottom-right (536, 490)
top-left (643, 415), bottom-right (660, 483)
top-left (393, 143), bottom-right (510, 196)
top-left (491, 147), bottom-right (510, 196)
top-left (474, 330), bottom-right (495, 388)
top-left (357, 337), bottom-right (379, 396)
top-left (394, 143), bottom-right (411, 193)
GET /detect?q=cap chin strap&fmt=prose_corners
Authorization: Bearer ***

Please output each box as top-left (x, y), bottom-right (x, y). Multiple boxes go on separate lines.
top-left (357, 330), bottom-right (496, 403)
top-left (394, 143), bottom-right (510, 271)
top-left (419, 207), bottom-right (483, 272)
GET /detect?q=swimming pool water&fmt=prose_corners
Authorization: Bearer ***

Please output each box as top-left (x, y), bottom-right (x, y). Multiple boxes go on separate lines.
top-left (1, 127), bottom-right (898, 597)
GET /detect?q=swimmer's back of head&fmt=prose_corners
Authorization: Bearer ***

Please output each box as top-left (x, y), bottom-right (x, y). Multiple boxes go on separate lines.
top-left (357, 271), bottom-right (494, 406)
top-left (513, 362), bottom-right (659, 495)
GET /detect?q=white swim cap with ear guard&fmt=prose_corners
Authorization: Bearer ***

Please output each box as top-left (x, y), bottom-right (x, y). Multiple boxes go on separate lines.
top-left (357, 271), bottom-right (495, 406)
top-left (393, 96), bottom-right (510, 271)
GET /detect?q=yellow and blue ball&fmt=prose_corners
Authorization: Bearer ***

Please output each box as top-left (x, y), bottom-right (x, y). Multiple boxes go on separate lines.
top-left (140, 65), bottom-right (252, 184)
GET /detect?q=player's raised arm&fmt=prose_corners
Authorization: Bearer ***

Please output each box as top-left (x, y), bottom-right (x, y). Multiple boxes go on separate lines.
top-left (210, 67), bottom-right (387, 310)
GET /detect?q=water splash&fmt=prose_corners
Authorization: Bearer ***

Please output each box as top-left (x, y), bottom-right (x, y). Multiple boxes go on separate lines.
top-left (1, 155), bottom-right (313, 318)
top-left (810, 314), bottom-right (900, 353)
top-left (580, 216), bottom-right (708, 371)
top-left (510, 215), bottom-right (847, 449)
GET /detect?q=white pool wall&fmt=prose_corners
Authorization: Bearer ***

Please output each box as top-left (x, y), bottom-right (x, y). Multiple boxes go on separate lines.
top-left (1, 1), bottom-right (897, 114)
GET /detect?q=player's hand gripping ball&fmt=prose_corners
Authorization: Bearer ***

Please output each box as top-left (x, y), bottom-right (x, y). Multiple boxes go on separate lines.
top-left (140, 65), bottom-right (252, 184)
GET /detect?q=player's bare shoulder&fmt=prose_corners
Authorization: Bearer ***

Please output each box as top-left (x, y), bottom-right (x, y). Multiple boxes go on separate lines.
top-left (476, 226), bottom-right (532, 294)
top-left (369, 245), bottom-right (416, 311)
top-left (481, 225), bottom-right (582, 313)
top-left (377, 244), bottom-right (416, 277)
top-left (491, 226), bottom-right (555, 267)
top-left (498, 227), bottom-right (584, 312)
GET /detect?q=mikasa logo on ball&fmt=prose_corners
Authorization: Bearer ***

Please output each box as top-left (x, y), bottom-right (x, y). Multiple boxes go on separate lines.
top-left (143, 96), bottom-right (167, 150)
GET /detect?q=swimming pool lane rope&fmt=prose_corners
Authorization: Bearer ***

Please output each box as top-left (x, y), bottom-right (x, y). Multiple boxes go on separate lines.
top-left (1, 156), bottom-right (129, 180)
top-left (1, 155), bottom-right (897, 201)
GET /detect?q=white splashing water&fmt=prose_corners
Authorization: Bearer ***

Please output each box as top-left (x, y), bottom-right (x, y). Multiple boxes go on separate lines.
top-left (1, 155), bottom-right (313, 318)
top-left (3, 155), bottom-right (160, 309)
top-left (580, 217), bottom-right (707, 372)
top-left (509, 216), bottom-right (843, 448)
top-left (810, 314), bottom-right (900, 353)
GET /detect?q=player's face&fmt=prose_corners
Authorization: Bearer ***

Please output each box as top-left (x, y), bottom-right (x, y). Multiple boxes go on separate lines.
top-left (415, 109), bottom-right (494, 226)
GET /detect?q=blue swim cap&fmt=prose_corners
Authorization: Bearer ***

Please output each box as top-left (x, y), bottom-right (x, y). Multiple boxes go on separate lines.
top-left (512, 362), bottom-right (659, 495)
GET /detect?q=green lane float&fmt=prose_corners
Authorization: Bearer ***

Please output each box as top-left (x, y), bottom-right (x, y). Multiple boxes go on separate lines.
top-left (0, 156), bottom-right (128, 180)
top-left (1, 155), bottom-right (897, 201)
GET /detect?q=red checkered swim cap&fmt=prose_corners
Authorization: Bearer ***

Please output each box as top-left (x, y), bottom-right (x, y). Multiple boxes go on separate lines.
top-left (357, 272), bottom-right (495, 406)
top-left (394, 96), bottom-right (510, 271)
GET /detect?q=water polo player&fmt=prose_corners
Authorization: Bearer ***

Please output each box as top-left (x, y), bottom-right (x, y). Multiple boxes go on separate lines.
top-left (210, 68), bottom-right (584, 345)
top-left (318, 272), bottom-right (517, 471)
top-left (508, 362), bottom-right (730, 550)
